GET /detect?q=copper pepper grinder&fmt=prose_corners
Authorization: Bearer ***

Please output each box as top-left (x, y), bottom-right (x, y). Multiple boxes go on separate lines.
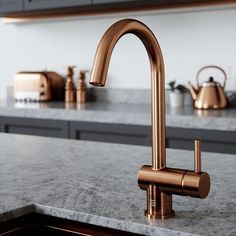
top-left (65, 66), bottom-right (76, 103)
top-left (77, 70), bottom-right (88, 103)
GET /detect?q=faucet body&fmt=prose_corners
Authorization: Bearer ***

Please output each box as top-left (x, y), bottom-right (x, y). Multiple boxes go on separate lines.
top-left (90, 19), bottom-right (210, 219)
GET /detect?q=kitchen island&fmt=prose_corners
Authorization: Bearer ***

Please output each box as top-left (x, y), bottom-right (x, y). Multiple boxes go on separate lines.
top-left (0, 133), bottom-right (235, 235)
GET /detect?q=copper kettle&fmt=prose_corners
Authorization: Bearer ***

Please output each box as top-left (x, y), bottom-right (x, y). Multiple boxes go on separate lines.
top-left (188, 65), bottom-right (228, 109)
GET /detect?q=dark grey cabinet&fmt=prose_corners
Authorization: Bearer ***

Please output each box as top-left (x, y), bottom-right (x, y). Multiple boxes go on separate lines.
top-left (0, 116), bottom-right (235, 154)
top-left (70, 122), bottom-right (236, 154)
top-left (0, 117), bottom-right (69, 139)
top-left (166, 127), bottom-right (236, 155)
top-left (92, 0), bottom-right (212, 5)
top-left (92, 0), bottom-right (136, 4)
top-left (0, 0), bottom-right (23, 13)
top-left (70, 121), bottom-right (151, 146)
top-left (24, 0), bottom-right (91, 11)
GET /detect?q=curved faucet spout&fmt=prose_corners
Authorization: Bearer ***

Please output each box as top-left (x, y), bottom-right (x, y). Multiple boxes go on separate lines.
top-left (90, 19), bottom-right (166, 170)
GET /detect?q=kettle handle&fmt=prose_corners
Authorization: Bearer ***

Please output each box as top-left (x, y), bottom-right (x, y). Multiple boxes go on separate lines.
top-left (196, 65), bottom-right (227, 89)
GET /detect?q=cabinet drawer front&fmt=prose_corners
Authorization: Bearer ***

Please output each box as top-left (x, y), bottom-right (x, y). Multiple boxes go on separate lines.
top-left (166, 127), bottom-right (236, 154)
top-left (70, 121), bottom-right (151, 146)
top-left (0, 0), bottom-right (23, 13)
top-left (24, 0), bottom-right (91, 11)
top-left (76, 130), bottom-right (149, 146)
top-left (92, 0), bottom-right (136, 4)
top-left (1, 117), bottom-right (69, 139)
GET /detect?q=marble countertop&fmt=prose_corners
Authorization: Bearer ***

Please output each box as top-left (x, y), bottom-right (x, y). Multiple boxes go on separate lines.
top-left (0, 100), bottom-right (236, 131)
top-left (0, 133), bottom-right (235, 235)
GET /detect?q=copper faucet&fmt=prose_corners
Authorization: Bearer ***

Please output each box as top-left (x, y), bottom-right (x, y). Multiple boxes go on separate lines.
top-left (89, 19), bottom-right (210, 219)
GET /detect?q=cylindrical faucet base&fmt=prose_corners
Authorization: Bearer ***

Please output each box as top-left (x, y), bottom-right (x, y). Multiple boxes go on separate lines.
top-left (145, 185), bottom-right (175, 219)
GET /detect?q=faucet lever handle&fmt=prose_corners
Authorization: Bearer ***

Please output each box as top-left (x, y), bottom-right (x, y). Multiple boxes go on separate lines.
top-left (194, 140), bottom-right (201, 173)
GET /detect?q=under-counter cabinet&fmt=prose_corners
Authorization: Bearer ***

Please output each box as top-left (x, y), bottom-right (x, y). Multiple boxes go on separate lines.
top-left (0, 117), bottom-right (69, 139)
top-left (0, 0), bottom-right (23, 14)
top-left (71, 122), bottom-right (236, 154)
top-left (0, 117), bottom-right (235, 154)
top-left (24, 0), bottom-right (92, 11)
top-left (92, 0), bottom-right (136, 4)
top-left (92, 0), bottom-right (204, 5)
top-left (70, 121), bottom-right (151, 146)
top-left (166, 127), bottom-right (236, 155)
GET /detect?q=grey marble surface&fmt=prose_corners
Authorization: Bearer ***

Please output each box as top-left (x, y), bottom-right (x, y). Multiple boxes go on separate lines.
top-left (0, 101), bottom-right (236, 131)
top-left (0, 100), bottom-right (236, 131)
top-left (0, 133), bottom-right (235, 235)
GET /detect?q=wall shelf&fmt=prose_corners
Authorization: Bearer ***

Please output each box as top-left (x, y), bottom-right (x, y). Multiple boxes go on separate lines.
top-left (1, 0), bottom-right (236, 24)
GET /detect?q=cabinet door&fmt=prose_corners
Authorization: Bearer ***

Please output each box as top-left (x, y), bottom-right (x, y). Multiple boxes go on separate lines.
top-left (92, 0), bottom-right (136, 4)
top-left (166, 127), bottom-right (236, 155)
top-left (24, 0), bottom-right (91, 11)
top-left (1, 117), bottom-right (69, 139)
top-left (92, 0), bottom-right (212, 6)
top-left (0, 0), bottom-right (23, 14)
top-left (70, 121), bottom-right (151, 146)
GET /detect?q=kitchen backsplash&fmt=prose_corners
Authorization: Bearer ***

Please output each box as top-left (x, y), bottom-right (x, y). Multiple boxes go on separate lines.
top-left (1, 7), bottom-right (236, 100)
top-left (88, 88), bottom-right (193, 105)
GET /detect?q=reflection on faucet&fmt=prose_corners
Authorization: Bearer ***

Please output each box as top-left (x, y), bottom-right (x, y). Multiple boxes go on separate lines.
top-left (89, 19), bottom-right (210, 219)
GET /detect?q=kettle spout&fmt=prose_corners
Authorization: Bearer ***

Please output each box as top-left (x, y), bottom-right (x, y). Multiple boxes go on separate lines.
top-left (188, 81), bottom-right (198, 101)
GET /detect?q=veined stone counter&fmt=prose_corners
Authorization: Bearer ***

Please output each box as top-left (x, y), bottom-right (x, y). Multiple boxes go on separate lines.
top-left (0, 100), bottom-right (236, 131)
top-left (0, 133), bottom-right (235, 235)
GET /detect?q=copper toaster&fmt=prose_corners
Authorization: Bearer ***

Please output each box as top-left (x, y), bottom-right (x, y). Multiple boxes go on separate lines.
top-left (14, 72), bottom-right (65, 102)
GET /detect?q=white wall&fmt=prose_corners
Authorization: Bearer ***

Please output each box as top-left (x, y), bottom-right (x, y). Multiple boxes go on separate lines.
top-left (0, 6), bottom-right (236, 99)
